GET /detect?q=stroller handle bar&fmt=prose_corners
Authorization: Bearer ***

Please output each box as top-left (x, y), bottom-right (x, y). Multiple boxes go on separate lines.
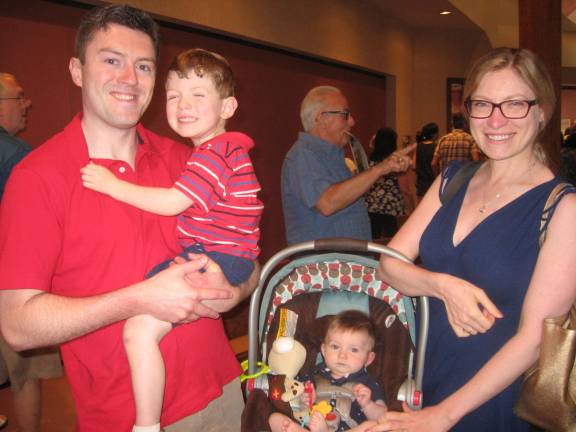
top-left (247, 238), bottom-right (429, 405)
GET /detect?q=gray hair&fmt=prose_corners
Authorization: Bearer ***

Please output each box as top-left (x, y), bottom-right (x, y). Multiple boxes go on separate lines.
top-left (300, 86), bottom-right (341, 132)
top-left (0, 73), bottom-right (16, 96)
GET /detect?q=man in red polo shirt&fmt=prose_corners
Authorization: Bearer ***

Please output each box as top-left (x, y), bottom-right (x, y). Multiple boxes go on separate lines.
top-left (0, 5), bottom-right (257, 431)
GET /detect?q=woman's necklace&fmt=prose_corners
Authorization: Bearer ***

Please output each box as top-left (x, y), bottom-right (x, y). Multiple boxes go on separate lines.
top-left (478, 160), bottom-right (537, 214)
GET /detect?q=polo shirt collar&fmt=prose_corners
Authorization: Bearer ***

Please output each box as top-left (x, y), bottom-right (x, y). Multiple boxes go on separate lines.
top-left (298, 131), bottom-right (342, 155)
top-left (63, 113), bottom-right (160, 167)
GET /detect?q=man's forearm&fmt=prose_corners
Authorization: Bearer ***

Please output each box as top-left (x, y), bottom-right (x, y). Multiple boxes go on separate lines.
top-left (316, 165), bottom-right (384, 216)
top-left (0, 287), bottom-right (140, 351)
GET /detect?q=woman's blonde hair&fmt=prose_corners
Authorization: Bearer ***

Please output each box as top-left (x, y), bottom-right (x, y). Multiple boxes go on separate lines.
top-left (462, 47), bottom-right (556, 164)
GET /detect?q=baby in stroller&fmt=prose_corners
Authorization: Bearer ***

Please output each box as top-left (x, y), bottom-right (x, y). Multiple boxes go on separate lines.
top-left (269, 310), bottom-right (388, 432)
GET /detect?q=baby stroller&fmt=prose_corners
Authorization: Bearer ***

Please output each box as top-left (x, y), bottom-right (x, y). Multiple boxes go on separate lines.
top-left (241, 238), bottom-right (428, 431)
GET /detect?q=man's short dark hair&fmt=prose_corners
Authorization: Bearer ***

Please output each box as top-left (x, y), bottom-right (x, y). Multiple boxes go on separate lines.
top-left (452, 113), bottom-right (466, 130)
top-left (75, 4), bottom-right (160, 63)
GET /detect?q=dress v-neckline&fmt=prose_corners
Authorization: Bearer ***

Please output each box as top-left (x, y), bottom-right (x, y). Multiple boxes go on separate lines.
top-left (450, 178), bottom-right (554, 249)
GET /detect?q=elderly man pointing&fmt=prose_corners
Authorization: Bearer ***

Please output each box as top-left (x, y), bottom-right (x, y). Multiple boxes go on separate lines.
top-left (281, 86), bottom-right (412, 244)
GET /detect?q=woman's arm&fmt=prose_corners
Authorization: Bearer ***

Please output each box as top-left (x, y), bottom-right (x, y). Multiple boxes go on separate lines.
top-left (378, 175), bottom-right (501, 336)
top-left (81, 162), bottom-right (192, 216)
top-left (372, 193), bottom-right (576, 432)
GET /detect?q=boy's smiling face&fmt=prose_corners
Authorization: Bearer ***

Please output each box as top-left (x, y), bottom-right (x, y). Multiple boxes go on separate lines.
top-left (165, 70), bottom-right (237, 146)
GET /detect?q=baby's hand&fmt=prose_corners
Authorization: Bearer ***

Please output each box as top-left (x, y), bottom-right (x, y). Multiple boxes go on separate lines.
top-left (81, 162), bottom-right (117, 195)
top-left (353, 383), bottom-right (372, 409)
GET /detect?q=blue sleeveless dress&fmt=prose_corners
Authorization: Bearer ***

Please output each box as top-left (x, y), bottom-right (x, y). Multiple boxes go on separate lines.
top-left (419, 161), bottom-right (573, 431)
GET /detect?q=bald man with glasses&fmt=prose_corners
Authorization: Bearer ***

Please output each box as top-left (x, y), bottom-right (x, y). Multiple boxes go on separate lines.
top-left (281, 85), bottom-right (413, 244)
top-left (0, 72), bottom-right (63, 432)
top-left (0, 73), bottom-right (33, 199)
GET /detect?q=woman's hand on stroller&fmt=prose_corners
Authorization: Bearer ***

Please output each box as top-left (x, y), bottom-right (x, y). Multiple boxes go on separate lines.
top-left (436, 273), bottom-right (503, 337)
top-left (366, 402), bottom-right (456, 432)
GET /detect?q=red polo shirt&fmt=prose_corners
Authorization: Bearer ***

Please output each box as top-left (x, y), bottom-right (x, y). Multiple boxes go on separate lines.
top-left (0, 114), bottom-right (241, 431)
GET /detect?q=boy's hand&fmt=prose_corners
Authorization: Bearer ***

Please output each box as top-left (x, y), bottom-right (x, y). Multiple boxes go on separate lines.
top-left (353, 383), bottom-right (373, 408)
top-left (81, 162), bottom-right (118, 195)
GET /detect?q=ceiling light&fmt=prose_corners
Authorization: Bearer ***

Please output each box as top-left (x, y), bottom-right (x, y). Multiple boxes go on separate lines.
top-left (440, 11), bottom-right (452, 15)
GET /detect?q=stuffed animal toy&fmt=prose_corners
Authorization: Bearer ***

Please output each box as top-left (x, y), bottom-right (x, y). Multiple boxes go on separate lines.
top-left (266, 337), bottom-right (307, 418)
top-left (268, 336), bottom-right (306, 379)
top-left (267, 337), bottom-right (342, 430)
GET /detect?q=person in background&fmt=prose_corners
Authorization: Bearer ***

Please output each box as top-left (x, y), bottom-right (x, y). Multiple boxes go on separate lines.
top-left (414, 122), bottom-right (438, 201)
top-left (0, 6), bottom-right (258, 431)
top-left (0, 73), bottom-right (32, 199)
top-left (560, 132), bottom-right (576, 185)
top-left (281, 85), bottom-right (413, 245)
top-left (365, 128), bottom-right (405, 239)
top-left (374, 47), bottom-right (576, 431)
top-left (431, 113), bottom-right (481, 175)
top-left (0, 72), bottom-right (63, 432)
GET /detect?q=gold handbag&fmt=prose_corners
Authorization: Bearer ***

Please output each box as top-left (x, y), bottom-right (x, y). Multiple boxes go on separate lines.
top-left (514, 183), bottom-right (576, 431)
top-left (513, 306), bottom-right (576, 431)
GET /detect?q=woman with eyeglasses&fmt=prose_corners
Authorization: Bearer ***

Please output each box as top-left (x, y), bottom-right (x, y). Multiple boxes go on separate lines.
top-left (371, 48), bottom-right (576, 431)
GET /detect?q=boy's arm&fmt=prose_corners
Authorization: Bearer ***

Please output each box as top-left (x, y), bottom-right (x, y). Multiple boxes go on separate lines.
top-left (361, 399), bottom-right (388, 421)
top-left (81, 162), bottom-right (192, 216)
top-left (353, 383), bottom-right (387, 421)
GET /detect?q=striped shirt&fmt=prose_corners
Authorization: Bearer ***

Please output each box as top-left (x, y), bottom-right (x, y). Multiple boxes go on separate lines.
top-left (174, 132), bottom-right (262, 260)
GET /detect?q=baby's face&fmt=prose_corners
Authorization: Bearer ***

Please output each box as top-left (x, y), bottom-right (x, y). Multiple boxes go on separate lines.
top-left (165, 70), bottom-right (234, 146)
top-left (321, 329), bottom-right (375, 379)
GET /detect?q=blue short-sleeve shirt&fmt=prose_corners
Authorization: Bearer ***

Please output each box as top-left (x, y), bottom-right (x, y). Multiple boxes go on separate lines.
top-left (281, 132), bottom-right (371, 244)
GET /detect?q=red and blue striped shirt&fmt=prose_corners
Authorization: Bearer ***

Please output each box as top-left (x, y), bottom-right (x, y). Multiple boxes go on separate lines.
top-left (174, 131), bottom-right (262, 260)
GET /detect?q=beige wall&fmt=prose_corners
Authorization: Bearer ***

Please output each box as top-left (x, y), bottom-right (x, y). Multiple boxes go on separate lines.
top-left (450, 0), bottom-right (519, 48)
top-left (563, 32), bottom-right (576, 68)
top-left (100, 0), bottom-right (491, 138)
top-left (412, 28), bottom-right (491, 135)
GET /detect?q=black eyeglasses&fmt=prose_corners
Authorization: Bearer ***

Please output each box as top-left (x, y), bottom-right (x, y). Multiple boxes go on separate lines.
top-left (321, 110), bottom-right (351, 120)
top-left (465, 99), bottom-right (538, 119)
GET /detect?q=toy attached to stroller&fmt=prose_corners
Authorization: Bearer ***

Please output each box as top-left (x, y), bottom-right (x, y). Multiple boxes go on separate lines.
top-left (241, 238), bottom-right (428, 431)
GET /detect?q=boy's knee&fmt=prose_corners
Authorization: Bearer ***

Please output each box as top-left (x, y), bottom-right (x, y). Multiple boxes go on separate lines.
top-left (123, 319), bottom-right (153, 347)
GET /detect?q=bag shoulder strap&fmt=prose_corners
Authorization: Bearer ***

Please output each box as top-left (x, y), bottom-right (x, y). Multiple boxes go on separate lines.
top-left (539, 182), bottom-right (575, 248)
top-left (440, 162), bottom-right (482, 205)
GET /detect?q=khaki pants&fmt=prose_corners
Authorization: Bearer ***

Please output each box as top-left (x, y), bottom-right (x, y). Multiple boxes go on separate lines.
top-left (0, 336), bottom-right (62, 392)
top-left (165, 378), bottom-right (243, 432)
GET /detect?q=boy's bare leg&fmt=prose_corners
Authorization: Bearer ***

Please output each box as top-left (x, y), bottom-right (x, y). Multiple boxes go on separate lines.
top-left (347, 420), bottom-right (379, 432)
top-left (269, 412), bottom-right (307, 432)
top-left (124, 314), bottom-right (172, 427)
top-left (308, 412), bottom-right (330, 432)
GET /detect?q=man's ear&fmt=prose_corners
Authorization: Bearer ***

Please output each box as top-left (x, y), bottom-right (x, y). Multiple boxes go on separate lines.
top-left (220, 96), bottom-right (238, 120)
top-left (365, 351), bottom-right (376, 368)
top-left (69, 57), bottom-right (83, 88)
